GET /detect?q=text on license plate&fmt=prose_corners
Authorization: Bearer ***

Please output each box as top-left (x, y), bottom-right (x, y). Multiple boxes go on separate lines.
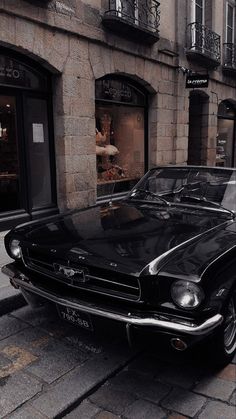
top-left (57, 305), bottom-right (93, 331)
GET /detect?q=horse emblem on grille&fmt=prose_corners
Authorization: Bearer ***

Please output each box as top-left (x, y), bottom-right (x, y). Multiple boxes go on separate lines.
top-left (53, 263), bottom-right (89, 285)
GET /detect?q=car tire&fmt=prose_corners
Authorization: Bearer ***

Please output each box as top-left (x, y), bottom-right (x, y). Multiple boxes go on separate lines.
top-left (212, 288), bottom-right (236, 366)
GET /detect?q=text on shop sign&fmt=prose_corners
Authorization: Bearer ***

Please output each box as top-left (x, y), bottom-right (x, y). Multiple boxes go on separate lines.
top-left (186, 74), bottom-right (209, 88)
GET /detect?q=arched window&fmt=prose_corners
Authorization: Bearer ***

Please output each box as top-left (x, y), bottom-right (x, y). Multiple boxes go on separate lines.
top-left (0, 55), bottom-right (48, 91)
top-left (95, 76), bottom-right (148, 198)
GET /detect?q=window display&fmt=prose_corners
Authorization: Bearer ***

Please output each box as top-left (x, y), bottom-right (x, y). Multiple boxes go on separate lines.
top-left (217, 101), bottom-right (236, 167)
top-left (95, 78), bottom-right (147, 197)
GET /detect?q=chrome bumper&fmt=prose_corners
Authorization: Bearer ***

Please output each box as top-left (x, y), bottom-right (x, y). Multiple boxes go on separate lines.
top-left (2, 263), bottom-right (223, 337)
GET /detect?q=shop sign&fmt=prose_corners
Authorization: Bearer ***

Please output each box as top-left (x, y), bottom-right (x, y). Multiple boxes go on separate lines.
top-left (0, 56), bottom-right (47, 91)
top-left (96, 78), bottom-right (146, 106)
top-left (103, 82), bottom-right (132, 102)
top-left (0, 66), bottom-right (22, 80)
top-left (0, 59), bottom-right (26, 87)
top-left (186, 74), bottom-right (209, 88)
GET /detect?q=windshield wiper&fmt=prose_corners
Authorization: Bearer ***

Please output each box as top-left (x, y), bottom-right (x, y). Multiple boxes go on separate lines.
top-left (130, 188), bottom-right (170, 206)
top-left (180, 195), bottom-right (235, 218)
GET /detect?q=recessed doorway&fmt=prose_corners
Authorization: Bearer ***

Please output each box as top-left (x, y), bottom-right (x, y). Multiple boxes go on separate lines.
top-left (188, 91), bottom-right (209, 166)
top-left (0, 49), bottom-right (57, 230)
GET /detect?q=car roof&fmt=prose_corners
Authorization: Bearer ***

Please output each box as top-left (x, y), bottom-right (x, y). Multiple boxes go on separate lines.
top-left (151, 165), bottom-right (236, 172)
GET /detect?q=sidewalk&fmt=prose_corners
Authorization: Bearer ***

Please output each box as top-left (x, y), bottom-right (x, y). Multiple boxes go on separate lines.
top-left (0, 231), bottom-right (26, 315)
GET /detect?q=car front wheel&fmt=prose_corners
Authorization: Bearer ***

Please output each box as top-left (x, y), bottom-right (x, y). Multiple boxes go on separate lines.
top-left (213, 290), bottom-right (236, 366)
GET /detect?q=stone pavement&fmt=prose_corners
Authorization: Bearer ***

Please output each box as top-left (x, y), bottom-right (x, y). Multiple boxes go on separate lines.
top-left (0, 303), bottom-right (235, 419)
top-left (0, 231), bottom-right (26, 316)
top-left (0, 304), bottom-right (138, 418)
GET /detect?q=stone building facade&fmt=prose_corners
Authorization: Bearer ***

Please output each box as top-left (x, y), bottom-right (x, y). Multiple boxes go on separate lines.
top-left (0, 0), bottom-right (236, 230)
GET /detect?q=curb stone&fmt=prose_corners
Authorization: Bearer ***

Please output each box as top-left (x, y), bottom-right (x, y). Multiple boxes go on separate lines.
top-left (0, 285), bottom-right (26, 316)
top-left (1, 230), bottom-right (26, 316)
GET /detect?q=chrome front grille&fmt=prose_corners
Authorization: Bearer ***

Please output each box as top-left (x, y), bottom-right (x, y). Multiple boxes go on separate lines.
top-left (23, 248), bottom-right (140, 301)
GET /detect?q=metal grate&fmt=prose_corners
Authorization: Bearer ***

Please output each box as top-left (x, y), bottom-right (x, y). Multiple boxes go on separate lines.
top-left (187, 22), bottom-right (221, 63)
top-left (23, 248), bottom-right (140, 301)
top-left (104, 0), bottom-right (160, 33)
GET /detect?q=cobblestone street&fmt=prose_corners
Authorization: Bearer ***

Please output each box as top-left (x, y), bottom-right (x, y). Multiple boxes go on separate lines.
top-left (0, 303), bottom-right (235, 419)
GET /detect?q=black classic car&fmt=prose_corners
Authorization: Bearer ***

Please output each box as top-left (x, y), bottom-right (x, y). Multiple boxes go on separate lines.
top-left (2, 166), bottom-right (236, 365)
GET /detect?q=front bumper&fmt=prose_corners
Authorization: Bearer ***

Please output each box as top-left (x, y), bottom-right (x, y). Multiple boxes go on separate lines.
top-left (2, 263), bottom-right (223, 337)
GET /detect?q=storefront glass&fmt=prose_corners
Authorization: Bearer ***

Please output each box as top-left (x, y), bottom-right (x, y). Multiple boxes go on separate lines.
top-left (217, 101), bottom-right (236, 167)
top-left (95, 78), bottom-right (147, 197)
top-left (26, 97), bottom-right (52, 209)
top-left (0, 95), bottom-right (21, 212)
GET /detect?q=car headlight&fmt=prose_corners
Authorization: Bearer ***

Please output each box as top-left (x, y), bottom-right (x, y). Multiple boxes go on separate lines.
top-left (9, 239), bottom-right (21, 259)
top-left (171, 280), bottom-right (204, 309)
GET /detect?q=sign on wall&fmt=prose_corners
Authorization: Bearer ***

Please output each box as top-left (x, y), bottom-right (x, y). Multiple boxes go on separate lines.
top-left (0, 56), bottom-right (47, 91)
top-left (186, 74), bottom-right (209, 88)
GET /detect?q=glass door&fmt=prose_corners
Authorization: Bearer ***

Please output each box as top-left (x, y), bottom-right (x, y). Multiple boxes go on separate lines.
top-left (217, 101), bottom-right (236, 167)
top-left (0, 95), bottom-right (22, 212)
top-left (217, 118), bottom-right (235, 167)
top-left (25, 96), bottom-right (53, 210)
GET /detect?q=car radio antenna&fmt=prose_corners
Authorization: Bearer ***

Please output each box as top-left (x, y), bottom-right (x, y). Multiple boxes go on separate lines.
top-left (108, 180), bottom-right (116, 207)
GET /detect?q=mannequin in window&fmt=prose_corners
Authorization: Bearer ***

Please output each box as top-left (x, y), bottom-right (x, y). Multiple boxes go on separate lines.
top-left (96, 129), bottom-right (119, 157)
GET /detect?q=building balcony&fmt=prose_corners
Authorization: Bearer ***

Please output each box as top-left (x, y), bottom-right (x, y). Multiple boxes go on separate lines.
top-left (186, 22), bottom-right (221, 68)
top-left (102, 0), bottom-right (160, 44)
top-left (223, 43), bottom-right (236, 75)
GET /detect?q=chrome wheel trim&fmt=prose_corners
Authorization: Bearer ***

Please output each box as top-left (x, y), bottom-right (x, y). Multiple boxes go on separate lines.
top-left (224, 296), bottom-right (236, 354)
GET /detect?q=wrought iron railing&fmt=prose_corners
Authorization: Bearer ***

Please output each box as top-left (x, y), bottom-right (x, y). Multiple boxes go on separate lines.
top-left (187, 22), bottom-right (221, 63)
top-left (223, 43), bottom-right (236, 69)
top-left (104, 0), bottom-right (160, 33)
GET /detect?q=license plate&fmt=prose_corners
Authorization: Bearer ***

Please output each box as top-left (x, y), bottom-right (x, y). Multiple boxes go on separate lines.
top-left (57, 305), bottom-right (93, 331)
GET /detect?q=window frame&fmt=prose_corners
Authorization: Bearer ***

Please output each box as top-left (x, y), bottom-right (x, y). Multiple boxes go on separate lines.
top-left (115, 0), bottom-right (148, 27)
top-left (226, 1), bottom-right (235, 43)
top-left (191, 0), bottom-right (205, 24)
top-left (95, 76), bottom-right (149, 200)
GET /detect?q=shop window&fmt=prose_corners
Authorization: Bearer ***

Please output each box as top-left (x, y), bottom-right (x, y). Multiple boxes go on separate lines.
top-left (217, 101), bottom-right (236, 167)
top-left (95, 78), bottom-right (147, 197)
top-left (25, 97), bottom-right (52, 209)
top-left (0, 95), bottom-right (21, 212)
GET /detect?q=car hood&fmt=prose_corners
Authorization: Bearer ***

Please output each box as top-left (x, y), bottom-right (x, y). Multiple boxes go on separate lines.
top-left (16, 201), bottom-right (230, 277)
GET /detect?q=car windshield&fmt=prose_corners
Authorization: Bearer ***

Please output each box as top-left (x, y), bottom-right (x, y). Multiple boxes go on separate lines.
top-left (127, 166), bottom-right (236, 216)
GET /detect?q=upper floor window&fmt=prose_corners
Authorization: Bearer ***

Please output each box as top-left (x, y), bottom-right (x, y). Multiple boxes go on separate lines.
top-left (187, 0), bottom-right (220, 66)
top-left (226, 2), bottom-right (235, 43)
top-left (111, 0), bottom-right (159, 30)
top-left (196, 0), bottom-right (204, 24)
top-left (102, 1), bottom-right (160, 44)
top-left (192, 0), bottom-right (205, 24)
top-left (191, 0), bottom-right (214, 27)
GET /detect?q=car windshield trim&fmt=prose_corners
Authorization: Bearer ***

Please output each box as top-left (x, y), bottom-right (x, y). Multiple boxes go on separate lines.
top-left (127, 195), bottom-right (235, 218)
top-left (178, 195), bottom-right (235, 218)
top-left (127, 166), bottom-right (236, 216)
top-left (129, 188), bottom-right (170, 206)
